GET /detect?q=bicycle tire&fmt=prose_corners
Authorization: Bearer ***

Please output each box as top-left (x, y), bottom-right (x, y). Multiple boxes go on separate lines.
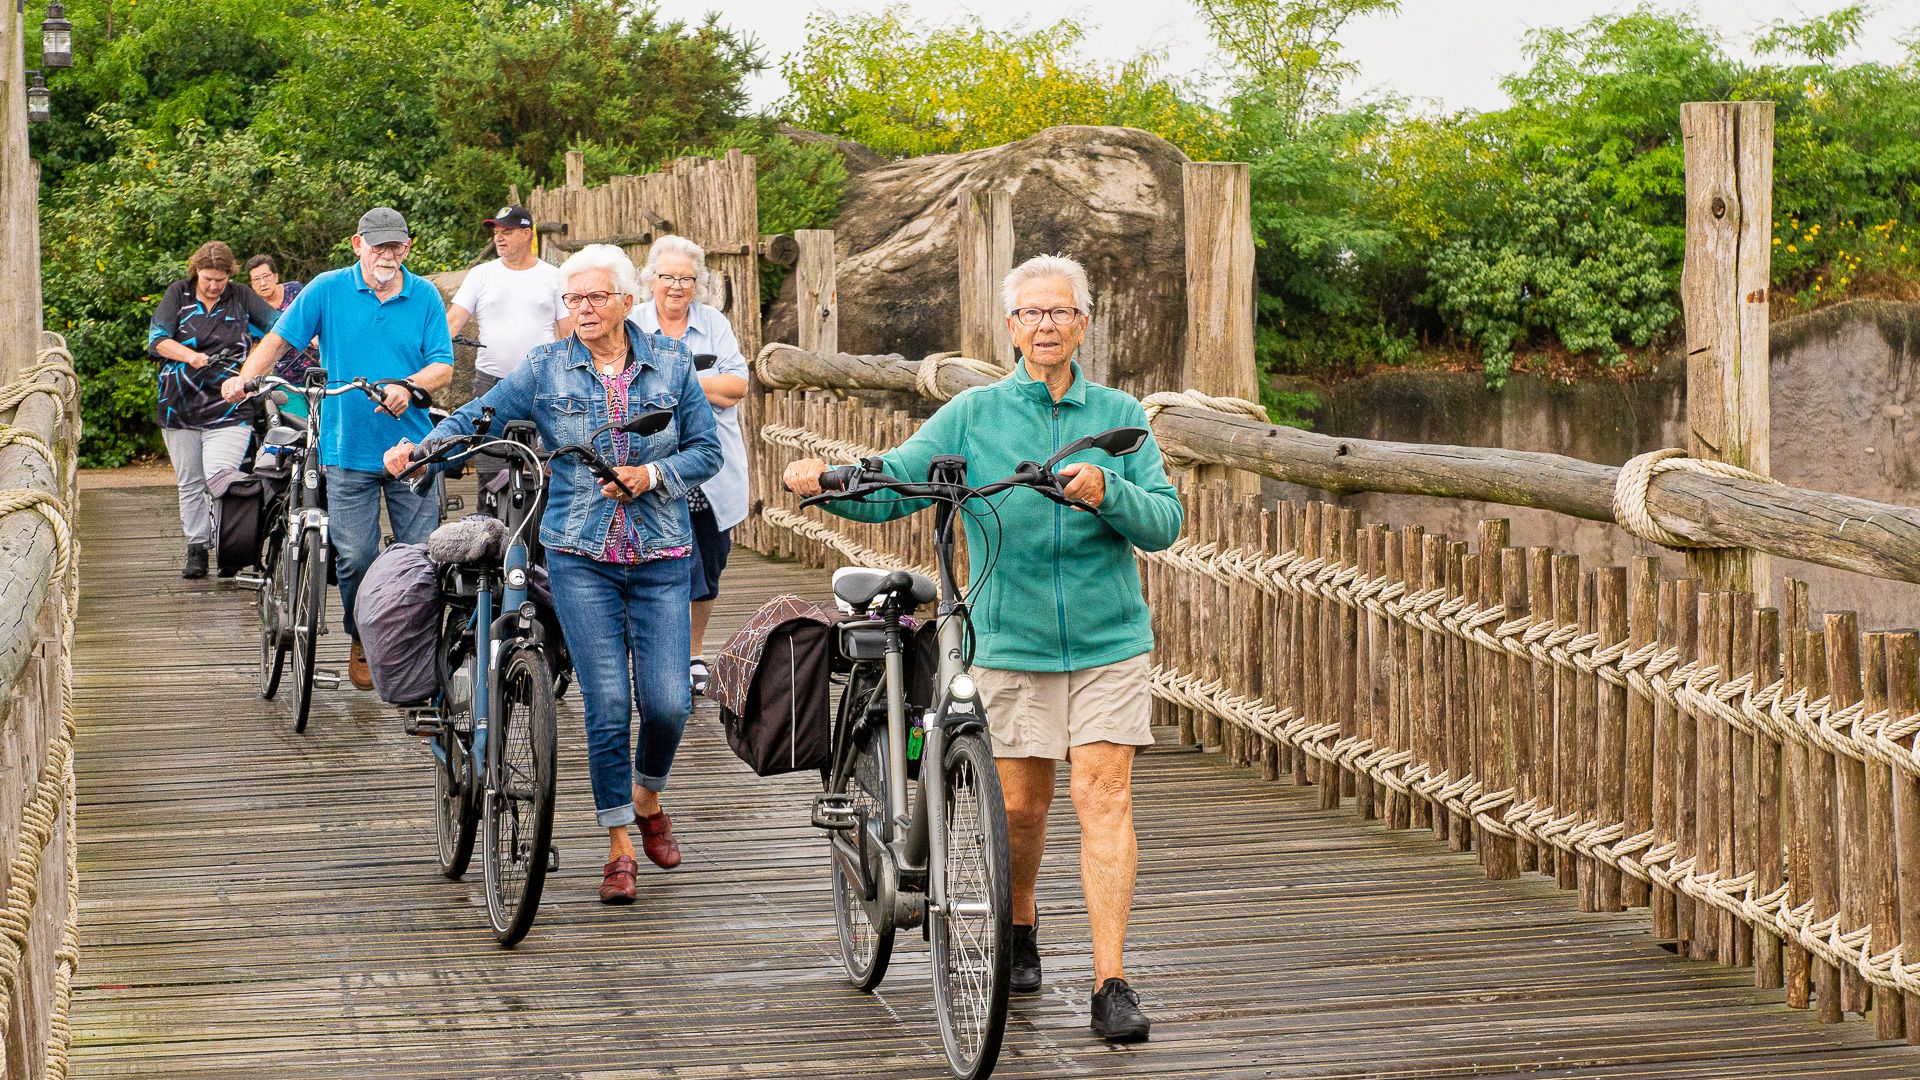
top-left (828, 669), bottom-right (896, 991)
top-left (289, 528), bottom-right (325, 734)
top-left (483, 647), bottom-right (556, 946)
top-left (436, 642), bottom-right (481, 880)
top-left (930, 730), bottom-right (1012, 1080)
top-left (257, 532), bottom-right (287, 700)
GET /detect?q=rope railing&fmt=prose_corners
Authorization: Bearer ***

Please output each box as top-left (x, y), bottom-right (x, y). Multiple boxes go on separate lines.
top-left (745, 364), bottom-right (1920, 1039)
top-left (0, 336), bottom-right (82, 1077)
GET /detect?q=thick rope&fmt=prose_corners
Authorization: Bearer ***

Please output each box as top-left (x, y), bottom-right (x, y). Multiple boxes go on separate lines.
top-left (1613, 448), bottom-right (1778, 549)
top-left (914, 351), bottom-right (1006, 401)
top-left (1139, 389), bottom-right (1268, 467)
top-left (0, 340), bottom-right (81, 1078)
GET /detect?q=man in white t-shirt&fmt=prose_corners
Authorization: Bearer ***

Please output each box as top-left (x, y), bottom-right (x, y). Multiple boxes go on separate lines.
top-left (448, 204), bottom-right (571, 400)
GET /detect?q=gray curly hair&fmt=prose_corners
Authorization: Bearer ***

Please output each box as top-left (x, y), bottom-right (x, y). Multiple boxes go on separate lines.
top-left (556, 243), bottom-right (641, 297)
top-left (640, 235), bottom-right (713, 305)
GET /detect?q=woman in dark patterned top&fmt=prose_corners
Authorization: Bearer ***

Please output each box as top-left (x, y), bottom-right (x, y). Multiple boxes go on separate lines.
top-left (246, 253), bottom-right (318, 414)
top-left (148, 240), bottom-right (281, 578)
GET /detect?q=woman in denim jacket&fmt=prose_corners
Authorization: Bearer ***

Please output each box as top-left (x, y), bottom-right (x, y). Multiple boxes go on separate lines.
top-left (386, 244), bottom-right (721, 905)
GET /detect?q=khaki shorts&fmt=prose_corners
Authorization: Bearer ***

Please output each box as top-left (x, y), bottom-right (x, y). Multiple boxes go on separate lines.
top-left (973, 654), bottom-right (1154, 761)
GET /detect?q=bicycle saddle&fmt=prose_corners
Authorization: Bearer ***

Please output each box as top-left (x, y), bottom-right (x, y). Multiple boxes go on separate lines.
top-left (833, 566), bottom-right (937, 612)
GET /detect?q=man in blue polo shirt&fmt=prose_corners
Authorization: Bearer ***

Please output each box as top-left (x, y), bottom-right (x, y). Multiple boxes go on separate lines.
top-left (224, 206), bottom-right (454, 690)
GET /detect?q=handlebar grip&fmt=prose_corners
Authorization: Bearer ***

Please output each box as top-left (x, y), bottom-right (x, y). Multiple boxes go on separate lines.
top-left (818, 465), bottom-right (859, 492)
top-left (408, 438), bottom-right (437, 463)
top-left (244, 376), bottom-right (265, 393)
top-left (409, 470), bottom-right (437, 497)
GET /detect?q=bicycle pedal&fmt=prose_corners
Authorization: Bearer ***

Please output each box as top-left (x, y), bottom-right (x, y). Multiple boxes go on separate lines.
top-left (403, 707), bottom-right (442, 737)
top-left (233, 571), bottom-right (267, 591)
top-left (547, 846), bottom-right (560, 873)
top-left (312, 670), bottom-right (342, 690)
top-left (810, 793), bottom-right (859, 831)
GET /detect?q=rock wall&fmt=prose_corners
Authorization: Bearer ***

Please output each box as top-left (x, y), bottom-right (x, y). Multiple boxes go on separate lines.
top-left (764, 125), bottom-right (1191, 397)
top-left (1285, 301), bottom-right (1920, 627)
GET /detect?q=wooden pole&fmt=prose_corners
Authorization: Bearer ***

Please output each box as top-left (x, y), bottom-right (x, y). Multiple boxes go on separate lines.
top-left (1680, 100), bottom-right (1773, 600)
top-left (956, 187), bottom-right (1013, 370)
top-left (2, 2), bottom-right (42, 381)
top-left (794, 230), bottom-right (837, 356)
top-left (565, 150), bottom-right (586, 190)
top-left (1181, 161), bottom-right (1259, 497)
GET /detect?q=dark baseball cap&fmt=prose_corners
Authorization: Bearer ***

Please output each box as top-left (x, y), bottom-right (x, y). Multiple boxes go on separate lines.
top-left (356, 206), bottom-right (410, 246)
top-left (483, 204), bottom-right (534, 229)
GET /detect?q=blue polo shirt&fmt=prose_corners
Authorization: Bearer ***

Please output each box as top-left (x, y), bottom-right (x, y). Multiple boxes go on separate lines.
top-left (272, 265), bottom-right (452, 472)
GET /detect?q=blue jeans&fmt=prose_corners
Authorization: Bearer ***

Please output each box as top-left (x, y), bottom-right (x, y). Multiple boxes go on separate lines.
top-left (326, 466), bottom-right (440, 640)
top-left (547, 550), bottom-right (693, 828)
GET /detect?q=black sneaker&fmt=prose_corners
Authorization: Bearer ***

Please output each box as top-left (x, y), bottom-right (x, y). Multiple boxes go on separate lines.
top-left (1090, 977), bottom-right (1150, 1043)
top-left (182, 543), bottom-right (209, 580)
top-left (1009, 923), bottom-right (1041, 994)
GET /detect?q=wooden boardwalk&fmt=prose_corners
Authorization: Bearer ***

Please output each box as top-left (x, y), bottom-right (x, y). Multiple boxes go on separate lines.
top-left (67, 484), bottom-right (1920, 1078)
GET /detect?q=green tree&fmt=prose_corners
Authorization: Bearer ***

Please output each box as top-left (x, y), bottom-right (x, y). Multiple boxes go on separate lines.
top-left (779, 7), bottom-right (1227, 159)
top-left (1195, 0), bottom-right (1401, 138)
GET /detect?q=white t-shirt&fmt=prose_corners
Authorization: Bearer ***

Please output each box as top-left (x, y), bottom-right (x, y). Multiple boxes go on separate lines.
top-left (451, 259), bottom-right (568, 378)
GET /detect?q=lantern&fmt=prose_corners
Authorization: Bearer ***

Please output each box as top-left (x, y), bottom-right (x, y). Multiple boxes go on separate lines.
top-left (26, 71), bottom-right (51, 124)
top-left (41, 3), bottom-right (73, 70)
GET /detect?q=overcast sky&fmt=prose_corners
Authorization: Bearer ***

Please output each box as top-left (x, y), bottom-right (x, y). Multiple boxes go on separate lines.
top-left (733, 0), bottom-right (1918, 115)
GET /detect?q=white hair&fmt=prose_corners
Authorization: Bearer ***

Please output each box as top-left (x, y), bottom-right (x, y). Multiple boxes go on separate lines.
top-left (1001, 254), bottom-right (1093, 316)
top-left (557, 243), bottom-right (641, 297)
top-left (640, 235), bottom-right (713, 305)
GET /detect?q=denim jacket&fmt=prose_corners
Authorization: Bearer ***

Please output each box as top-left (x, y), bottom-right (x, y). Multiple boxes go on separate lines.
top-left (422, 322), bottom-right (723, 560)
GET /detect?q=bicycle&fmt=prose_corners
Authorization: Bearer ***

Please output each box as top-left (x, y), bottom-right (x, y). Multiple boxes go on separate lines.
top-left (237, 370), bottom-right (435, 734)
top-left (398, 406), bottom-right (671, 945)
top-left (790, 424), bottom-right (1151, 1080)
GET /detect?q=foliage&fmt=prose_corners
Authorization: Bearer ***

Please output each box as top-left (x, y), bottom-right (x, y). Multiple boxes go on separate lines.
top-left (779, 8), bottom-right (1228, 160)
top-left (1194, 0), bottom-right (1401, 138)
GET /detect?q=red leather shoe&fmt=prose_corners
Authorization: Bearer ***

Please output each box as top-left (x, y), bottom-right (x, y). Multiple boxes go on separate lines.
top-left (599, 854), bottom-right (638, 904)
top-left (638, 811), bottom-right (681, 869)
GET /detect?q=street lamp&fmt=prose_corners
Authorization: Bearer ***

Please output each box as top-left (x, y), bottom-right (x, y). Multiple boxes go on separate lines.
top-left (41, 3), bottom-right (73, 69)
top-left (26, 70), bottom-right (49, 123)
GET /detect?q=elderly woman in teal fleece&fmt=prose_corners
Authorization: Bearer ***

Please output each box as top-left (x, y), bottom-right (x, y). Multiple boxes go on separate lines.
top-left (782, 253), bottom-right (1181, 1044)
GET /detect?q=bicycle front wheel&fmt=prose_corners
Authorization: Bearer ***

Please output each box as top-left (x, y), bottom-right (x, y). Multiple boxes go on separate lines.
top-left (484, 647), bottom-right (557, 946)
top-left (930, 731), bottom-right (1012, 1080)
top-left (257, 532), bottom-right (287, 700)
top-left (289, 528), bottom-right (325, 734)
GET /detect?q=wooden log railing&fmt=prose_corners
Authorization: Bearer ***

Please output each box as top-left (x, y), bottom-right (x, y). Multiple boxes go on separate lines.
top-left (0, 334), bottom-right (81, 1078)
top-left (745, 345), bottom-right (1920, 1041)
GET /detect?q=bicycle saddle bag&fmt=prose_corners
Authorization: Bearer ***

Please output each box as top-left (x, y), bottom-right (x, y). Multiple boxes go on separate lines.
top-left (357, 542), bottom-right (443, 704)
top-left (711, 594), bottom-right (837, 777)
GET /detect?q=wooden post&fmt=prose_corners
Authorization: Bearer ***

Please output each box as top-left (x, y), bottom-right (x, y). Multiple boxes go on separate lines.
top-left (1886, 630), bottom-right (1920, 1041)
top-left (794, 230), bottom-right (838, 356)
top-left (2, 3), bottom-right (42, 380)
top-left (565, 150), bottom-right (585, 190)
top-left (1182, 161), bottom-right (1260, 497)
top-left (1680, 101), bottom-right (1773, 600)
top-left (1623, 557), bottom-right (1659, 909)
top-left (956, 187), bottom-right (1014, 370)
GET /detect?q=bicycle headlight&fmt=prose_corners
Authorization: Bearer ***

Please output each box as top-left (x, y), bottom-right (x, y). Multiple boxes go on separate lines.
top-left (950, 673), bottom-right (977, 701)
top-left (519, 601), bottom-right (538, 621)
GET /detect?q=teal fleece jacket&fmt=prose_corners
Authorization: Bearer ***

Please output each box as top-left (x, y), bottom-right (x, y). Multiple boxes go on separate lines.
top-left (827, 361), bottom-right (1184, 672)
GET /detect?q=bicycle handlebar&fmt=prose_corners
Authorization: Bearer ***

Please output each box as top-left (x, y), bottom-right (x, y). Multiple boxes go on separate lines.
top-left (243, 375), bottom-right (430, 415)
top-left (402, 431), bottom-right (633, 500)
top-left (795, 460), bottom-right (1096, 515)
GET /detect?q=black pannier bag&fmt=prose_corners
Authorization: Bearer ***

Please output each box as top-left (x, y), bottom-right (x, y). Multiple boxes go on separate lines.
top-left (711, 595), bottom-right (838, 776)
top-left (206, 467), bottom-right (268, 576)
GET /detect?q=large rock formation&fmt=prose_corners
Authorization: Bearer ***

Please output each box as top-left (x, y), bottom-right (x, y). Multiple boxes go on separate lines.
top-left (765, 125), bottom-right (1191, 396)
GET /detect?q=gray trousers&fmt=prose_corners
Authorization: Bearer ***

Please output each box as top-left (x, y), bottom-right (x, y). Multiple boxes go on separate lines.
top-left (161, 425), bottom-right (252, 547)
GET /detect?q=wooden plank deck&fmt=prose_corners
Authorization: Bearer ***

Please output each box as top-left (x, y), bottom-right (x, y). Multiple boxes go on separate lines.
top-left (67, 484), bottom-right (1920, 1077)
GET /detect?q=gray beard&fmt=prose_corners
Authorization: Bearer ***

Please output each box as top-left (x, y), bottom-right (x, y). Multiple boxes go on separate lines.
top-left (371, 267), bottom-right (398, 286)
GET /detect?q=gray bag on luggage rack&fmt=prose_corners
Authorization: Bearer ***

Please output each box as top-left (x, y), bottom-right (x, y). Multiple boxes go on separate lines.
top-left (356, 542), bottom-right (442, 704)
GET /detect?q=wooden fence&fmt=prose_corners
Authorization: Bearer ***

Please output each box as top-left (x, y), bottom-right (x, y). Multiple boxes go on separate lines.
top-left (738, 103), bottom-right (1920, 1041)
top-left (0, 334), bottom-right (81, 1077)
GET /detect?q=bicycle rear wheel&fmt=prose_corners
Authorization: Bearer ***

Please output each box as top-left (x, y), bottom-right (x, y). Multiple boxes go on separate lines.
top-left (435, 643), bottom-right (480, 879)
top-left (930, 731), bottom-right (1011, 1080)
top-left (828, 672), bottom-right (896, 991)
top-left (257, 532), bottom-right (287, 700)
top-left (484, 647), bottom-right (556, 946)
top-left (289, 528), bottom-right (325, 734)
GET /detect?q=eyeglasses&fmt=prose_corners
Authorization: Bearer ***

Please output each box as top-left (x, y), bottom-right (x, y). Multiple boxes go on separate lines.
top-left (1010, 306), bottom-right (1084, 327)
top-left (561, 291), bottom-right (626, 310)
top-left (655, 274), bottom-right (696, 289)
top-left (368, 241), bottom-right (408, 257)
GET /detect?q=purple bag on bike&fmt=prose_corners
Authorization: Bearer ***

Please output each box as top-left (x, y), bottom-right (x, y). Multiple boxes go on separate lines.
top-left (357, 542), bottom-right (442, 704)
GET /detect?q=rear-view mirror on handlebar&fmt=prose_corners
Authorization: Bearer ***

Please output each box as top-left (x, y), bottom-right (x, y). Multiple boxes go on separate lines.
top-left (1042, 426), bottom-right (1150, 471)
top-left (621, 410), bottom-right (672, 437)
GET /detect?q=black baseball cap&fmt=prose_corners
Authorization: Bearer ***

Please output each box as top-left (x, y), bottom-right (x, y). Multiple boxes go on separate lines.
top-left (482, 204), bottom-right (534, 229)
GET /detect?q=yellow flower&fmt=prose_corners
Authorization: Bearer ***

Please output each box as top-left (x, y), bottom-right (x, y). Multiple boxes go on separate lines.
top-left (1773, 237), bottom-right (1782, 245)
top-left (1814, 284), bottom-right (1822, 292)
top-left (1786, 244), bottom-right (1797, 253)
